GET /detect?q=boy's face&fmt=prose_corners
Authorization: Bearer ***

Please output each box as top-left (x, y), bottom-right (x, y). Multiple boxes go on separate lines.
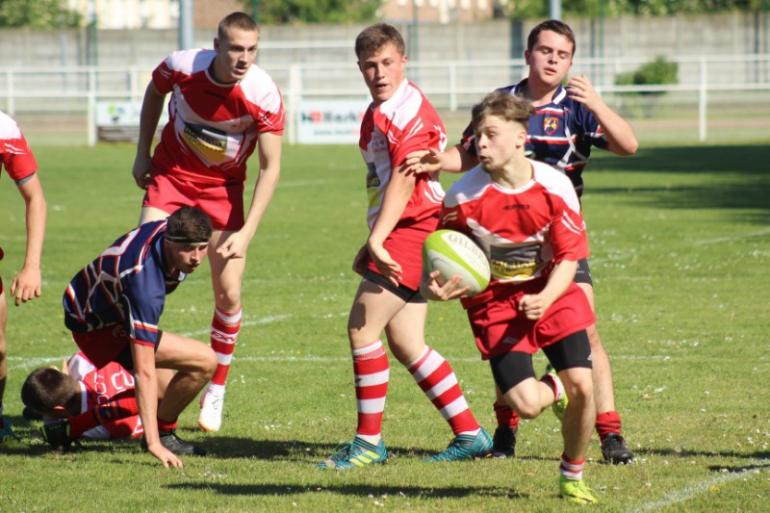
top-left (358, 42), bottom-right (407, 104)
top-left (525, 30), bottom-right (574, 89)
top-left (167, 241), bottom-right (209, 274)
top-left (475, 115), bottom-right (527, 172)
top-left (214, 26), bottom-right (259, 83)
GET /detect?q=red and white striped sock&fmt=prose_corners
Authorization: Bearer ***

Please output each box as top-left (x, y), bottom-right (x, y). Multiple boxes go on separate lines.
top-left (353, 340), bottom-right (389, 445)
top-left (560, 453), bottom-right (586, 481)
top-left (210, 308), bottom-right (242, 386)
top-left (409, 346), bottom-right (480, 436)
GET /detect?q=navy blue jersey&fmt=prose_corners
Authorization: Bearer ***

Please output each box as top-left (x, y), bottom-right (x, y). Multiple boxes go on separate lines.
top-left (461, 79), bottom-right (608, 196)
top-left (63, 221), bottom-right (184, 348)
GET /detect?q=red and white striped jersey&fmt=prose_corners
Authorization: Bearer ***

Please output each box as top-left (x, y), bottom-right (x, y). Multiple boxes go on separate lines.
top-left (359, 79), bottom-right (446, 228)
top-left (0, 110), bottom-right (37, 184)
top-left (441, 159), bottom-right (588, 288)
top-left (67, 352), bottom-right (142, 440)
top-left (150, 49), bottom-right (285, 186)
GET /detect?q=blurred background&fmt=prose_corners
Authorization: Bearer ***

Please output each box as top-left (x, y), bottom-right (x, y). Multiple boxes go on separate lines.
top-left (0, 0), bottom-right (767, 146)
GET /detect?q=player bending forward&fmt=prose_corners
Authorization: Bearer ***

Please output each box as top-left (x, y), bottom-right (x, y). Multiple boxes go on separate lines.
top-left (423, 91), bottom-right (598, 504)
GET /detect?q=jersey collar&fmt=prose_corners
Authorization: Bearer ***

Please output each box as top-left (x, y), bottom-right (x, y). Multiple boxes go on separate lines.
top-left (514, 78), bottom-right (567, 106)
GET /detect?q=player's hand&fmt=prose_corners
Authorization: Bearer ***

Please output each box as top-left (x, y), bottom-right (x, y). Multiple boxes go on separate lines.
top-left (352, 245), bottom-right (368, 277)
top-left (566, 75), bottom-right (604, 112)
top-left (41, 419), bottom-right (72, 448)
top-left (366, 241), bottom-right (402, 287)
top-left (147, 442), bottom-right (184, 469)
top-left (420, 270), bottom-right (469, 301)
top-left (10, 265), bottom-right (42, 306)
top-left (404, 149), bottom-right (442, 176)
top-left (132, 154), bottom-right (153, 189)
top-left (518, 293), bottom-right (551, 320)
top-left (216, 231), bottom-right (249, 259)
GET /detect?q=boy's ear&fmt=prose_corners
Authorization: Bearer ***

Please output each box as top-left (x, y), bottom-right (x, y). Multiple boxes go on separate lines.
top-left (52, 405), bottom-right (67, 413)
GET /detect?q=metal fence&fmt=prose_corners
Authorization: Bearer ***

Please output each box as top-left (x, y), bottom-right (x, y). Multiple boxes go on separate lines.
top-left (1, 54), bottom-right (769, 146)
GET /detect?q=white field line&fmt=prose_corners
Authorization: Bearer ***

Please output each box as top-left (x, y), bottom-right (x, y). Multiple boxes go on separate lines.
top-left (625, 464), bottom-right (768, 513)
top-left (694, 228), bottom-right (770, 246)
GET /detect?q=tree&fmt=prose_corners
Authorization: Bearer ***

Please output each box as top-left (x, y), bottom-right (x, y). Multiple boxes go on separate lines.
top-left (500, 0), bottom-right (766, 18)
top-left (0, 0), bottom-right (80, 28)
top-left (243, 0), bottom-right (381, 24)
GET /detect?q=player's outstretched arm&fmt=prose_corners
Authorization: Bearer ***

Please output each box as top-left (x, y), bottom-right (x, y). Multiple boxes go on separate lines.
top-left (218, 132), bottom-right (282, 259)
top-left (566, 75), bottom-right (638, 156)
top-left (11, 173), bottom-right (46, 306)
top-left (131, 341), bottom-right (182, 469)
top-left (404, 144), bottom-right (476, 175)
top-left (132, 82), bottom-right (167, 189)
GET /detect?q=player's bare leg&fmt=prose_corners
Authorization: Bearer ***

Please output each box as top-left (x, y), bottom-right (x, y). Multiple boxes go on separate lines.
top-left (557, 366), bottom-right (598, 504)
top-left (386, 299), bottom-right (490, 462)
top-left (138, 205), bottom-right (171, 225)
top-left (150, 332), bottom-right (216, 455)
top-left (501, 377), bottom-right (562, 419)
top-left (578, 282), bottom-right (634, 463)
top-left (198, 229), bottom-right (247, 432)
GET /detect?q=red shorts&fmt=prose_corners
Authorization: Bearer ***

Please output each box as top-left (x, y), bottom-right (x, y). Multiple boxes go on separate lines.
top-left (365, 215), bottom-right (439, 291)
top-left (72, 325), bottom-right (134, 370)
top-left (465, 280), bottom-right (595, 360)
top-left (143, 173), bottom-right (244, 231)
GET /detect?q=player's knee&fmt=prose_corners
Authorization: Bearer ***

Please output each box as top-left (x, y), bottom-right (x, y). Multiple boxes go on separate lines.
top-left (201, 348), bottom-right (217, 379)
top-left (565, 375), bottom-right (593, 405)
top-left (215, 290), bottom-right (241, 313)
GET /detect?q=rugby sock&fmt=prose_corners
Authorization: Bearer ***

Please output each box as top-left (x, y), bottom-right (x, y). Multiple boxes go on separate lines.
top-left (409, 346), bottom-right (480, 436)
top-left (560, 453), bottom-right (586, 481)
top-left (595, 410), bottom-right (622, 440)
top-left (353, 340), bottom-right (389, 444)
top-left (157, 418), bottom-right (178, 433)
top-left (210, 307), bottom-right (242, 386)
top-left (493, 401), bottom-right (521, 430)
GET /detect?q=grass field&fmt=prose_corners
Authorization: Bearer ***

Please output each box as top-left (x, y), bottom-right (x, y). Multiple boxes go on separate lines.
top-left (1, 141), bottom-right (769, 513)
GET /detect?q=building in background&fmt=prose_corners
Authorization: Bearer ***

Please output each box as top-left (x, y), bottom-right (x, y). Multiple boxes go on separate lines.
top-left (381, 0), bottom-right (495, 23)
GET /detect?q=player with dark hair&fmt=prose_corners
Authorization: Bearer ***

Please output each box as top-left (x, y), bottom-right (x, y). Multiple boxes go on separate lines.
top-left (406, 18), bottom-right (637, 464)
top-left (131, 11), bottom-right (284, 433)
top-left (318, 23), bottom-right (491, 470)
top-left (0, 110), bottom-right (46, 442)
top-left (423, 91), bottom-right (598, 504)
top-left (63, 206), bottom-right (216, 468)
top-left (21, 352), bottom-right (173, 446)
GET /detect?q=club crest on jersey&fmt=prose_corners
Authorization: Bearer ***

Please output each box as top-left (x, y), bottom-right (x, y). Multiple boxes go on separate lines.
top-left (544, 116), bottom-right (559, 136)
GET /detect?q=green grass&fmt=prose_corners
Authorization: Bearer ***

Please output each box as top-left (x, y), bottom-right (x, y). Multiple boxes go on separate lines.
top-left (1, 142), bottom-right (769, 512)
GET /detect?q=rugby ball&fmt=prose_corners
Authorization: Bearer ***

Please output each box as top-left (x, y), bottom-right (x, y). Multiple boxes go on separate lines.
top-left (422, 229), bottom-right (490, 297)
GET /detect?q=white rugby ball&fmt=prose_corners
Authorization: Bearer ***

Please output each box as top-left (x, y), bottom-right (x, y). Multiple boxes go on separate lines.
top-left (422, 229), bottom-right (490, 297)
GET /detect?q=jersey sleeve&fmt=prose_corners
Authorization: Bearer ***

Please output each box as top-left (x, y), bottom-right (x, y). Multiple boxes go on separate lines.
top-left (121, 271), bottom-right (164, 347)
top-left (1, 131), bottom-right (38, 183)
top-left (574, 104), bottom-right (609, 150)
top-left (151, 55), bottom-right (177, 95)
top-left (549, 192), bottom-right (588, 263)
top-left (389, 112), bottom-right (445, 168)
top-left (459, 120), bottom-right (477, 157)
top-left (253, 89), bottom-right (285, 136)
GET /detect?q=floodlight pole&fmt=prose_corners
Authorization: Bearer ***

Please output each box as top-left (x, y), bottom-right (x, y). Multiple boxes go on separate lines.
top-left (179, 0), bottom-right (194, 50)
top-left (549, 0), bottom-right (562, 20)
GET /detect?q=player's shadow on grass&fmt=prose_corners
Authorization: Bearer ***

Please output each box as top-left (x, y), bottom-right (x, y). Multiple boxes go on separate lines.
top-left (166, 482), bottom-right (525, 500)
top-left (192, 435), bottom-right (467, 461)
top-left (635, 447), bottom-right (770, 461)
top-left (588, 145), bottom-right (770, 223)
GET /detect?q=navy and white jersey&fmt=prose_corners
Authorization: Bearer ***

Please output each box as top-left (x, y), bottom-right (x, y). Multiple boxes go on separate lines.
top-left (461, 79), bottom-right (608, 197)
top-left (63, 221), bottom-right (184, 348)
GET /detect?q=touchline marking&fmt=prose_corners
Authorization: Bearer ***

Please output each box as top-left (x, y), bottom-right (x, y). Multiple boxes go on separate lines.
top-left (625, 463), bottom-right (768, 513)
top-left (694, 228), bottom-right (770, 246)
top-left (181, 314), bottom-right (292, 337)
